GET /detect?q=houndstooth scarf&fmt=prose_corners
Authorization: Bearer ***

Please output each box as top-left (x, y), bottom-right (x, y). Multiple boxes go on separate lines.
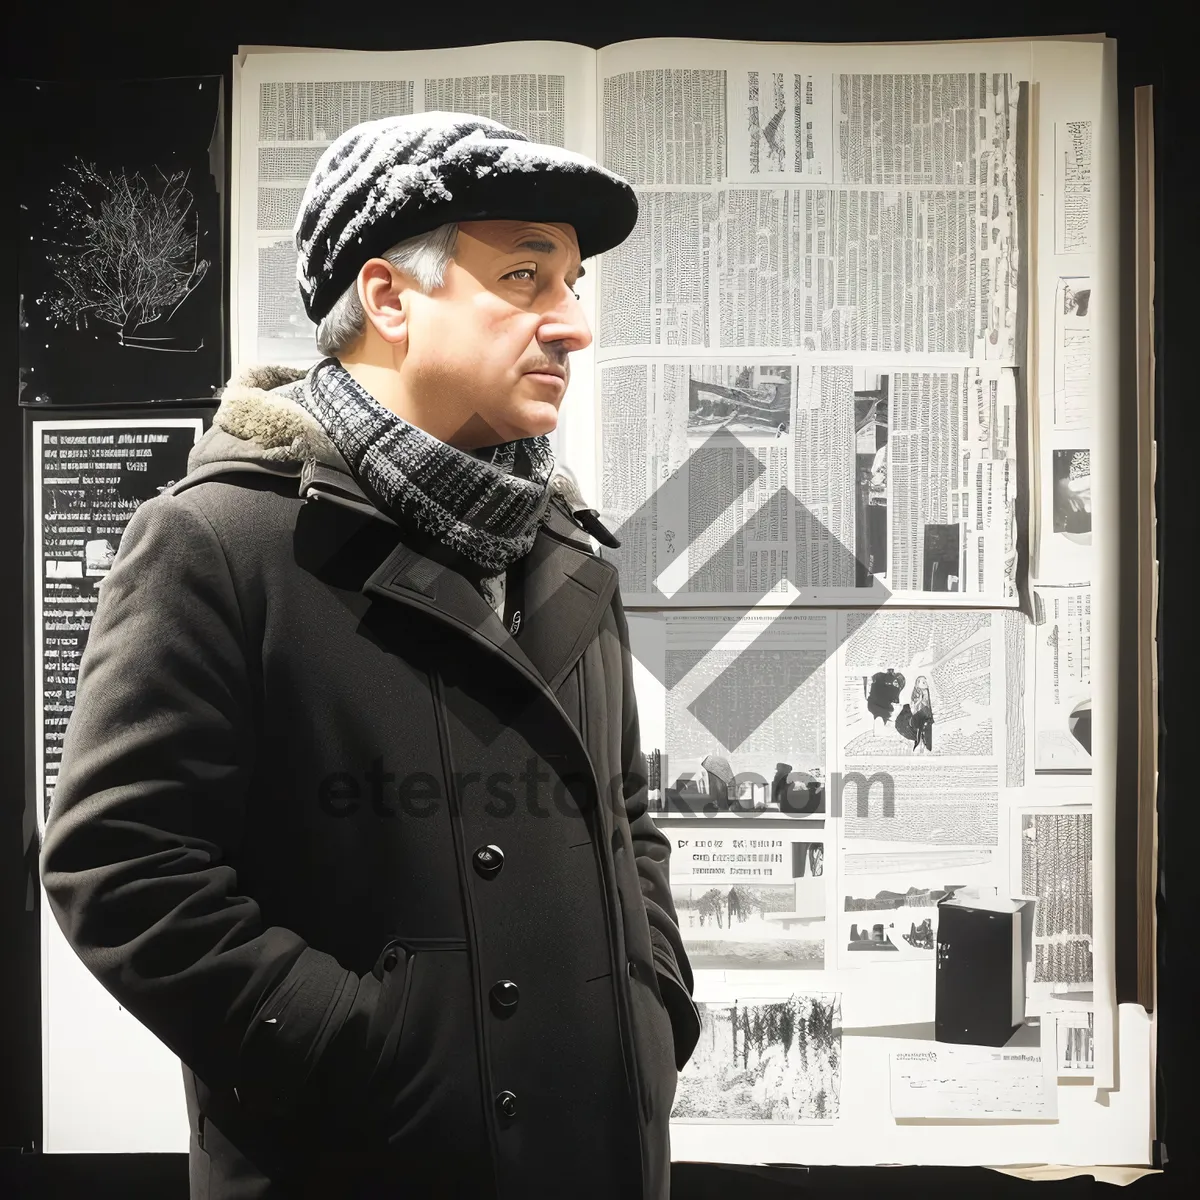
top-left (297, 357), bottom-right (556, 609)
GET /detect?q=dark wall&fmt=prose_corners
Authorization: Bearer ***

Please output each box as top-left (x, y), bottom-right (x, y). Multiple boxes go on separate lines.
top-left (2, 3), bottom-right (1190, 1196)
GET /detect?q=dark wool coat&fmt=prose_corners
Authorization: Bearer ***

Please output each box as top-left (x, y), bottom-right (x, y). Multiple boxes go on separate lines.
top-left (39, 366), bottom-right (701, 1200)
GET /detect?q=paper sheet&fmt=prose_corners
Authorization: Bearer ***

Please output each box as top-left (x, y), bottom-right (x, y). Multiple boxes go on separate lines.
top-left (890, 1044), bottom-right (1059, 1119)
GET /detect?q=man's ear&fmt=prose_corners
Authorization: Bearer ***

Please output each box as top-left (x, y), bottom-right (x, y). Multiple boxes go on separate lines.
top-left (358, 259), bottom-right (409, 346)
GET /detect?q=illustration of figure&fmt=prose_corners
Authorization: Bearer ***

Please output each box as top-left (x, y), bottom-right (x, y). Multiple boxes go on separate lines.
top-left (807, 844), bottom-right (824, 877)
top-left (895, 675), bottom-right (934, 752)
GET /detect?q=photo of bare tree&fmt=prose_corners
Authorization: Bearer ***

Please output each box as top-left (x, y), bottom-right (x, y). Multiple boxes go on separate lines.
top-left (18, 77), bottom-right (224, 405)
top-left (41, 160), bottom-right (210, 349)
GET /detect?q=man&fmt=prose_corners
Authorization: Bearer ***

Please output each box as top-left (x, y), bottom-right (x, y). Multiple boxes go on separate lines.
top-left (40, 112), bottom-right (700, 1199)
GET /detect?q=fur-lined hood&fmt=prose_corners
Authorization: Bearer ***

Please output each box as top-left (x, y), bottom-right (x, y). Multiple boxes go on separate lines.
top-left (185, 363), bottom-right (609, 541)
top-left (187, 364), bottom-right (347, 478)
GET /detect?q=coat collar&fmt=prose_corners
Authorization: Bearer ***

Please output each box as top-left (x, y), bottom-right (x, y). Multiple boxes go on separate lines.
top-left (360, 513), bottom-right (618, 694)
top-left (178, 364), bottom-right (620, 694)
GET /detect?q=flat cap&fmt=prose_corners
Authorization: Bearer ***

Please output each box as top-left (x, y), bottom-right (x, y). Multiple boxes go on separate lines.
top-left (294, 111), bottom-right (639, 323)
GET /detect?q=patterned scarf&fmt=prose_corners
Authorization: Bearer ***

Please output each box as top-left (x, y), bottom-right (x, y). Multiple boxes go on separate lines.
top-left (297, 357), bottom-right (556, 608)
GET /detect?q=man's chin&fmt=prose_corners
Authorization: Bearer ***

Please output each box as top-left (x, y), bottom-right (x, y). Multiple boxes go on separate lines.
top-left (505, 398), bottom-right (561, 440)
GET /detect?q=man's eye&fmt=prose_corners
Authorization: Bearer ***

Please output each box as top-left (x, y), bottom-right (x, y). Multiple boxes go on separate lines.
top-left (503, 268), bottom-right (580, 301)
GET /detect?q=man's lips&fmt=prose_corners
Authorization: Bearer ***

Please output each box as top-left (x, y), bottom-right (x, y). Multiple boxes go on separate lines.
top-left (524, 369), bottom-right (566, 386)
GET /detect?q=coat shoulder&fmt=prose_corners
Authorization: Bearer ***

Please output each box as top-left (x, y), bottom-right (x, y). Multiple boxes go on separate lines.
top-left (163, 471), bottom-right (310, 561)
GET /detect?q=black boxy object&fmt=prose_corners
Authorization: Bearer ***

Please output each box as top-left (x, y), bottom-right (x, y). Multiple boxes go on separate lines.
top-left (935, 893), bottom-right (1036, 1046)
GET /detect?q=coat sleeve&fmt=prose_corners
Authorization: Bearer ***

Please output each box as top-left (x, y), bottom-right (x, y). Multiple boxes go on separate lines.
top-left (39, 490), bottom-right (386, 1122)
top-left (610, 592), bottom-right (701, 1071)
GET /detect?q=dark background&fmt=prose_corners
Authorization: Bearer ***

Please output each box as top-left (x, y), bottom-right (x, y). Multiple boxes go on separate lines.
top-left (2, 2), bottom-right (1192, 1196)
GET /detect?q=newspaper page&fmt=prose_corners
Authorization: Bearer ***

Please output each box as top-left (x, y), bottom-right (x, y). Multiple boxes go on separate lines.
top-left (833, 608), bottom-right (1006, 971)
top-left (1033, 583), bottom-right (1092, 773)
top-left (592, 40), bottom-right (1026, 608)
top-left (1035, 274), bottom-right (1095, 585)
top-left (604, 46), bottom-right (1128, 1136)
top-left (669, 825), bottom-right (831, 973)
top-left (1032, 44), bottom-right (1117, 1095)
top-left (890, 1045), bottom-right (1058, 1119)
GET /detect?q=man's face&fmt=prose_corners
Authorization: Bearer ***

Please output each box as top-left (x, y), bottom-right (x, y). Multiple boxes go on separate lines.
top-left (385, 219), bottom-right (590, 448)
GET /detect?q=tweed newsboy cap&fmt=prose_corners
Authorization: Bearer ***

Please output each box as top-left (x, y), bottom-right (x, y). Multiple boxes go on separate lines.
top-left (294, 111), bottom-right (639, 323)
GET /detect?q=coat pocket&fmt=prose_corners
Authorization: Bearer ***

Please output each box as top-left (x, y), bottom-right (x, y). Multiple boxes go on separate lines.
top-left (362, 939), bottom-right (416, 1099)
top-left (626, 962), bottom-right (679, 1126)
top-left (367, 946), bottom-right (490, 1167)
top-left (310, 937), bottom-right (416, 1140)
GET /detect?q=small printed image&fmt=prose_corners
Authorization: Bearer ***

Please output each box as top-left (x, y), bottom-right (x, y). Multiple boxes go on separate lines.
top-left (673, 993), bottom-right (841, 1122)
top-left (1052, 448), bottom-right (1091, 541)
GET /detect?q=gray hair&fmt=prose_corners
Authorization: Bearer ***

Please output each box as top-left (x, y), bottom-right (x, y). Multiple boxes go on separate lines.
top-left (314, 222), bottom-right (460, 357)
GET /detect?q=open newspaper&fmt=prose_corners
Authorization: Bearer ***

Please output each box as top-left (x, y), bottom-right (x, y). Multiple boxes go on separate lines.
top-left (232, 40), bottom-right (1027, 607)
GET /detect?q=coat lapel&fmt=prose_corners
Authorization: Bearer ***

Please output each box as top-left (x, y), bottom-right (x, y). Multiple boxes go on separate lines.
top-left (352, 484), bottom-right (620, 695)
top-left (513, 520), bottom-right (620, 691)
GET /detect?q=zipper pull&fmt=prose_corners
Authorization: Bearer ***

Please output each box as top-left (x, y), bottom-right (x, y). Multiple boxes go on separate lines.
top-left (574, 509), bottom-right (621, 548)
top-left (549, 471), bottom-right (622, 549)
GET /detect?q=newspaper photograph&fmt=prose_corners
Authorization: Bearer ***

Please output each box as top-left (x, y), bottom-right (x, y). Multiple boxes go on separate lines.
top-left (674, 991), bottom-right (842, 1123)
top-left (669, 826), bottom-right (829, 970)
top-left (1053, 1009), bottom-right (1096, 1076)
top-left (1037, 440), bottom-right (1092, 585)
top-left (833, 610), bottom-right (1005, 851)
top-left (730, 68), bottom-right (832, 180)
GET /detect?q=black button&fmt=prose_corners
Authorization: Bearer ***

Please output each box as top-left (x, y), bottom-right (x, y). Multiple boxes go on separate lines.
top-left (627, 960), bottom-right (636, 978)
top-left (490, 980), bottom-right (519, 1012)
top-left (382, 949), bottom-right (400, 972)
top-left (496, 1090), bottom-right (517, 1118)
top-left (473, 844), bottom-right (504, 878)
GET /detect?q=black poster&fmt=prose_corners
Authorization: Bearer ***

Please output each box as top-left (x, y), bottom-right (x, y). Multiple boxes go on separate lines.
top-left (18, 77), bottom-right (225, 406)
top-left (28, 415), bottom-right (207, 831)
